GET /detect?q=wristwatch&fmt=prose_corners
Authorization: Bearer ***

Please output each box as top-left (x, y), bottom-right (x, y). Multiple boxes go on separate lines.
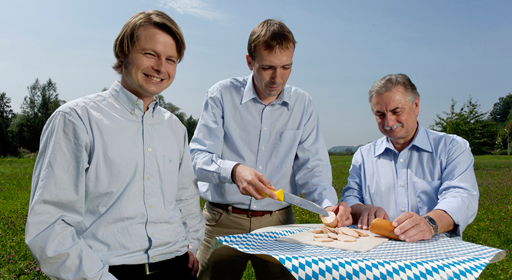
top-left (423, 215), bottom-right (438, 235)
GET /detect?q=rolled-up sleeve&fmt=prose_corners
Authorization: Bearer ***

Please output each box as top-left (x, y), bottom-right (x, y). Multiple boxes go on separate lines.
top-left (341, 148), bottom-right (365, 207)
top-left (434, 138), bottom-right (479, 237)
top-left (190, 89), bottom-right (238, 185)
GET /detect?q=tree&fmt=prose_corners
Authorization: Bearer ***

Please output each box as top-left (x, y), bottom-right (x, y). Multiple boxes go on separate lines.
top-left (14, 79), bottom-right (65, 152)
top-left (0, 91), bottom-right (15, 156)
top-left (488, 93), bottom-right (512, 124)
top-left (430, 97), bottom-right (497, 155)
top-left (488, 93), bottom-right (512, 153)
top-left (184, 115), bottom-right (198, 142)
top-left (494, 107), bottom-right (512, 154)
top-left (157, 95), bottom-right (198, 142)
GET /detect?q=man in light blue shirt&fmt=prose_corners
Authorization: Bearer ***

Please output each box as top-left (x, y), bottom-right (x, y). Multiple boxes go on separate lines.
top-left (189, 19), bottom-right (351, 279)
top-left (341, 73), bottom-right (479, 242)
top-left (25, 11), bottom-right (204, 279)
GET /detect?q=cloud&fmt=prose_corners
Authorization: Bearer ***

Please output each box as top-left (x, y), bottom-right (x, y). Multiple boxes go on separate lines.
top-left (158, 0), bottom-right (225, 21)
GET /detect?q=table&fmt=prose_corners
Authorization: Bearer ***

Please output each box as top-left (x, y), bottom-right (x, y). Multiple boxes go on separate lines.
top-left (213, 224), bottom-right (506, 280)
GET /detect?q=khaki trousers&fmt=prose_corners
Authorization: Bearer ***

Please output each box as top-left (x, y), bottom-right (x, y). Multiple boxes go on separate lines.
top-left (197, 202), bottom-right (296, 280)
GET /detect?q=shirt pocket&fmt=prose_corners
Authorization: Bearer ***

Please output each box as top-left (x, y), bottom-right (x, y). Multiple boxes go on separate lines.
top-left (272, 130), bottom-right (301, 168)
top-left (413, 179), bottom-right (441, 214)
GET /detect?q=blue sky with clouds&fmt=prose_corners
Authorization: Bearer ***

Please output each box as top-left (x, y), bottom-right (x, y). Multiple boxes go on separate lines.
top-left (1, 0), bottom-right (511, 148)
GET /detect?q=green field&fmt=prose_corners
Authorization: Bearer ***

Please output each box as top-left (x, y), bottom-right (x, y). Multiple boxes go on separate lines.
top-left (1, 156), bottom-right (510, 279)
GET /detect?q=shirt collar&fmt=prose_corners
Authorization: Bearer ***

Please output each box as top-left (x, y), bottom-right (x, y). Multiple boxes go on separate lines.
top-left (374, 122), bottom-right (432, 156)
top-left (241, 74), bottom-right (291, 110)
top-left (110, 81), bottom-right (159, 116)
top-left (410, 123), bottom-right (432, 152)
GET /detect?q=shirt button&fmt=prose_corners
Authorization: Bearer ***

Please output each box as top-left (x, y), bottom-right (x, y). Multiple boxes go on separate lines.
top-left (130, 110), bottom-right (135, 114)
top-left (151, 233), bottom-right (156, 237)
top-left (401, 208), bottom-right (405, 212)
top-left (145, 120), bottom-right (148, 124)
top-left (148, 147), bottom-right (152, 152)
top-left (400, 183), bottom-right (405, 187)
top-left (259, 166), bottom-right (262, 170)
top-left (136, 101), bottom-right (140, 105)
top-left (265, 108), bottom-right (268, 111)
top-left (149, 205), bottom-right (154, 209)
top-left (261, 147), bottom-right (265, 150)
top-left (264, 127), bottom-right (267, 130)
top-left (152, 257), bottom-right (156, 261)
top-left (399, 159), bottom-right (404, 163)
top-left (147, 176), bottom-right (152, 181)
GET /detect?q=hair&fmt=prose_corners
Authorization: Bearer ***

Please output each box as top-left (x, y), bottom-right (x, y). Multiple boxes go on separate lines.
top-left (112, 10), bottom-right (186, 74)
top-left (368, 73), bottom-right (420, 106)
top-left (247, 19), bottom-right (296, 60)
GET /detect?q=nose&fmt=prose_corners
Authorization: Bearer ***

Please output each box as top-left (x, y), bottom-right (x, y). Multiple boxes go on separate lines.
top-left (384, 114), bottom-right (397, 127)
top-left (271, 68), bottom-right (282, 83)
top-left (152, 58), bottom-right (164, 73)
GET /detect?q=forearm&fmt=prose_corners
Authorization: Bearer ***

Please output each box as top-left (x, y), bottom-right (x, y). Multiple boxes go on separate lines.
top-left (190, 149), bottom-right (239, 184)
top-left (177, 194), bottom-right (205, 254)
top-left (426, 209), bottom-right (455, 235)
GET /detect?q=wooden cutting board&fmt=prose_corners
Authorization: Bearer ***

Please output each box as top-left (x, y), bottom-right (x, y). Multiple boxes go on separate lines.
top-left (276, 227), bottom-right (389, 253)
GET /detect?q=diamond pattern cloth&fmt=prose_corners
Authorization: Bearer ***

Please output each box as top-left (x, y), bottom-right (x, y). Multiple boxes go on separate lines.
top-left (216, 226), bottom-right (506, 280)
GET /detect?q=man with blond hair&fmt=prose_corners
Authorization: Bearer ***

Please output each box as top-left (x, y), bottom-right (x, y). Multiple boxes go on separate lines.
top-left (189, 19), bottom-right (351, 280)
top-left (26, 10), bottom-right (204, 279)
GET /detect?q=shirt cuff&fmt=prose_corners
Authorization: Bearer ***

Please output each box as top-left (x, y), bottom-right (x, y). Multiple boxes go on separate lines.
top-left (220, 160), bottom-right (239, 184)
top-left (342, 198), bottom-right (362, 208)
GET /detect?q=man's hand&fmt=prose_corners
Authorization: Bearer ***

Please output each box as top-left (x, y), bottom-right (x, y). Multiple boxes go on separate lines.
top-left (325, 202), bottom-right (352, 227)
top-left (187, 250), bottom-right (199, 276)
top-left (392, 212), bottom-right (435, 242)
top-left (231, 164), bottom-right (277, 200)
top-left (351, 204), bottom-right (390, 230)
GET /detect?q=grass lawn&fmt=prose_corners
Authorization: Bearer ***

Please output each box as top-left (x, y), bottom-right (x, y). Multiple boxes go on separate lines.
top-left (0, 155), bottom-right (510, 279)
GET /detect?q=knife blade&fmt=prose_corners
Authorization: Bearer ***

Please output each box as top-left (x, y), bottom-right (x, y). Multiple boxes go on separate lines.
top-left (260, 189), bottom-right (329, 217)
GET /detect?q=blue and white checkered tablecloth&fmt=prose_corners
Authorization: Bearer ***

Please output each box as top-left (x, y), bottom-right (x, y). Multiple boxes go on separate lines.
top-left (215, 226), bottom-right (506, 280)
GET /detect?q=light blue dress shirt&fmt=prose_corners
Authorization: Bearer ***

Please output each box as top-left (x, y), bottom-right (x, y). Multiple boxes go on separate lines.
top-left (189, 74), bottom-right (338, 211)
top-left (25, 82), bottom-right (205, 280)
top-left (342, 124), bottom-right (479, 237)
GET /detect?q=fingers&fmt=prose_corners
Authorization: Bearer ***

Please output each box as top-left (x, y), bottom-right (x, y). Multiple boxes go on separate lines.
top-left (357, 205), bottom-right (388, 230)
top-left (393, 212), bottom-right (434, 242)
top-left (335, 202), bottom-right (353, 227)
top-left (232, 164), bottom-right (276, 200)
top-left (187, 251), bottom-right (199, 276)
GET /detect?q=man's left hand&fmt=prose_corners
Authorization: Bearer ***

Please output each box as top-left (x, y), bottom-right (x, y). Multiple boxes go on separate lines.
top-left (392, 212), bottom-right (435, 242)
top-left (187, 250), bottom-right (199, 276)
top-left (325, 202), bottom-right (352, 227)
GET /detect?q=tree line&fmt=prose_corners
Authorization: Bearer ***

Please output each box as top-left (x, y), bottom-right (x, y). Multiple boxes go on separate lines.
top-left (1, 79), bottom-right (511, 157)
top-left (0, 79), bottom-right (198, 157)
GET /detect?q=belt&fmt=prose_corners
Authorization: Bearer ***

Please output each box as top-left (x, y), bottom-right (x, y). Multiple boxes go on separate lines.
top-left (209, 202), bottom-right (289, 218)
top-left (109, 257), bottom-right (174, 276)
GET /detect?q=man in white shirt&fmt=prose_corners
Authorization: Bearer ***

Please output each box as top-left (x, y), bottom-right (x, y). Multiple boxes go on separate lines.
top-left (25, 10), bottom-right (204, 280)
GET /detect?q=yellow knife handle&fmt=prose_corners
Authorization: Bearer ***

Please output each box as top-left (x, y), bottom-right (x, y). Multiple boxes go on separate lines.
top-left (259, 189), bottom-right (284, 202)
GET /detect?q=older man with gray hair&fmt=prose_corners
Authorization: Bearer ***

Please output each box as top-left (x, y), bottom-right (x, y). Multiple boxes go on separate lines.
top-left (340, 73), bottom-right (479, 242)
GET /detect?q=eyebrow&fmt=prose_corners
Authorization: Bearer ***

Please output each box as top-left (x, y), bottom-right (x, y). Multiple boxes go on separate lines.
top-left (262, 63), bottom-right (293, 67)
top-left (374, 106), bottom-right (402, 114)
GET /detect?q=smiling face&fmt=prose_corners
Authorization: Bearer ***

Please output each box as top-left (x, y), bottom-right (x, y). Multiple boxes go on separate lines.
top-left (246, 45), bottom-right (294, 105)
top-left (371, 86), bottom-right (420, 152)
top-left (120, 26), bottom-right (178, 109)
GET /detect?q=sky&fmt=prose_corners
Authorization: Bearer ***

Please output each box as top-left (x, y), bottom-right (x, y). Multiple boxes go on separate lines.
top-left (1, 0), bottom-right (511, 149)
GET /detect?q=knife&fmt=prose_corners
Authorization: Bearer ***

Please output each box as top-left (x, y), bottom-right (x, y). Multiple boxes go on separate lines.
top-left (260, 189), bottom-right (329, 217)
